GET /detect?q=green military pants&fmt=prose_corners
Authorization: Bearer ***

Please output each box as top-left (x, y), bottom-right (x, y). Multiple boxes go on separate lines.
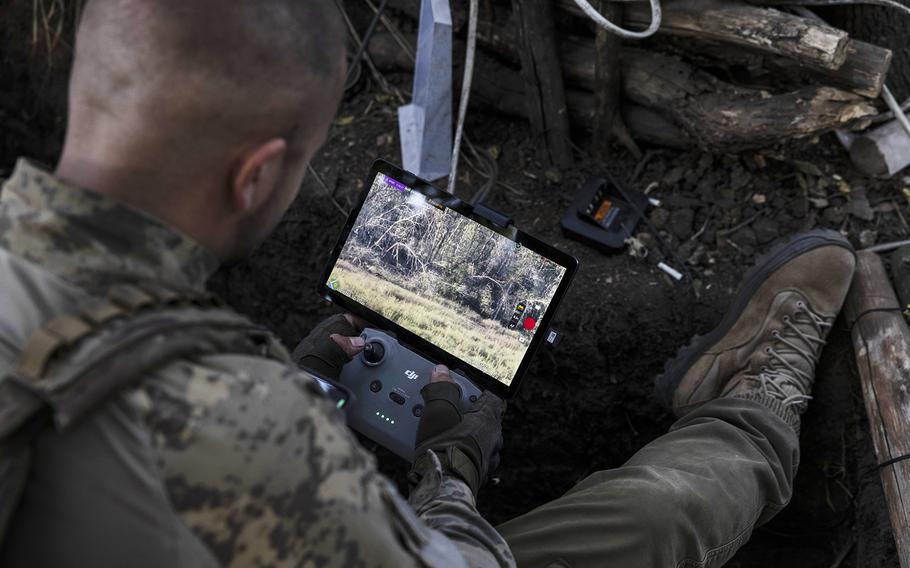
top-left (496, 395), bottom-right (799, 568)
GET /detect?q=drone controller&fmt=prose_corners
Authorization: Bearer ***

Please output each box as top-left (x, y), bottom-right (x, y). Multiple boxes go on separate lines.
top-left (338, 328), bottom-right (482, 462)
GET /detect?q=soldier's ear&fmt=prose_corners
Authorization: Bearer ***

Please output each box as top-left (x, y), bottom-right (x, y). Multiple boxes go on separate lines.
top-left (231, 138), bottom-right (288, 213)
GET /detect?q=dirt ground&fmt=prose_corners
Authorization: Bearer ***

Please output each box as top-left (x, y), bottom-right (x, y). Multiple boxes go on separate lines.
top-left (0, 7), bottom-right (903, 566)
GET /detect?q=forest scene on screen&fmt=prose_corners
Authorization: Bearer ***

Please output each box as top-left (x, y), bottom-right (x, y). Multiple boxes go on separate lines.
top-left (328, 175), bottom-right (566, 385)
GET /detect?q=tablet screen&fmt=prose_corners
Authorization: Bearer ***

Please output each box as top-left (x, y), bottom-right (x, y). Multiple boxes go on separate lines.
top-left (325, 170), bottom-right (568, 387)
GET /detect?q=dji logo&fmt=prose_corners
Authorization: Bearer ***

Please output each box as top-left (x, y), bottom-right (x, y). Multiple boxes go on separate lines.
top-left (404, 370), bottom-right (419, 381)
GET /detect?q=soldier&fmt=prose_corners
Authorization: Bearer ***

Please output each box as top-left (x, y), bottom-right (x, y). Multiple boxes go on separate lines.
top-left (0, 1), bottom-right (856, 567)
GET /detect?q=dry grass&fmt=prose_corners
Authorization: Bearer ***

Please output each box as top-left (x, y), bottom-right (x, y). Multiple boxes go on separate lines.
top-left (329, 260), bottom-right (528, 385)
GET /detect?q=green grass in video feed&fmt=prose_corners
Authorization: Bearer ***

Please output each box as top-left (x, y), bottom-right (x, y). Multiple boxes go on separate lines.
top-left (330, 259), bottom-right (527, 383)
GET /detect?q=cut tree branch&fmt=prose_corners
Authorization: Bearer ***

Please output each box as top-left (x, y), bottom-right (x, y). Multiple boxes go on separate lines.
top-left (593, 0), bottom-right (626, 154)
top-left (511, 0), bottom-right (575, 167)
top-left (559, 0), bottom-right (850, 69)
top-left (845, 251), bottom-right (910, 568)
top-left (622, 0), bottom-right (849, 70)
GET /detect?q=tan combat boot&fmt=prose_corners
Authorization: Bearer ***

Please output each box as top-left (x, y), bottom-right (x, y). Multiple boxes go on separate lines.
top-left (656, 230), bottom-right (856, 427)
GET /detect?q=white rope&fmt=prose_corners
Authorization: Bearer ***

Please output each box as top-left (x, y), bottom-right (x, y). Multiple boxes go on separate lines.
top-left (882, 84), bottom-right (910, 139)
top-left (870, 95), bottom-right (910, 124)
top-left (447, 0), bottom-right (478, 195)
top-left (572, 0), bottom-right (662, 40)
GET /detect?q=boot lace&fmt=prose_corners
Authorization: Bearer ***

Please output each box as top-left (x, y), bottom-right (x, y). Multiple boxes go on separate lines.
top-left (744, 300), bottom-right (831, 410)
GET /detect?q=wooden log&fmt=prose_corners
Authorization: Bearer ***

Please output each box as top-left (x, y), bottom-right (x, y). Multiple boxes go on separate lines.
top-left (593, 0), bottom-right (624, 153)
top-left (620, 103), bottom-right (691, 149)
top-left (780, 39), bottom-right (892, 99)
top-left (511, 0), bottom-right (574, 167)
top-left (844, 251), bottom-right (910, 568)
top-left (651, 35), bottom-right (892, 99)
top-left (832, 1), bottom-right (910, 101)
top-left (624, 3), bottom-right (889, 98)
top-left (619, 48), bottom-right (876, 151)
top-left (563, 0), bottom-right (849, 70)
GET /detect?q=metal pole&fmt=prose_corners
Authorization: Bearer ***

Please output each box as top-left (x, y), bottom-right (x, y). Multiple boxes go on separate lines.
top-left (398, 0), bottom-right (452, 182)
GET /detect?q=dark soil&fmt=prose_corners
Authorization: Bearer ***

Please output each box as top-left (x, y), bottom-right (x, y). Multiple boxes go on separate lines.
top-left (0, 6), bottom-right (902, 566)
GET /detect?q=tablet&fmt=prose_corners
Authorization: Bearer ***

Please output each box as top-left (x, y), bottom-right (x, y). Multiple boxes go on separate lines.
top-left (320, 160), bottom-right (577, 398)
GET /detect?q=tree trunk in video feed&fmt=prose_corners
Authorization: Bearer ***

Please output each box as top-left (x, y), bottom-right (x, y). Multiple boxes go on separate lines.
top-left (327, 177), bottom-right (565, 384)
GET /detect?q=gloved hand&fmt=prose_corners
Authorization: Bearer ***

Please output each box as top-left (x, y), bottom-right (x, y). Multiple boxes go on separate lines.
top-left (292, 313), bottom-right (367, 380)
top-left (411, 365), bottom-right (506, 496)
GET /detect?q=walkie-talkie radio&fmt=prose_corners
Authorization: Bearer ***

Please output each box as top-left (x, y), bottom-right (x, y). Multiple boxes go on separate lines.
top-left (562, 175), bottom-right (651, 251)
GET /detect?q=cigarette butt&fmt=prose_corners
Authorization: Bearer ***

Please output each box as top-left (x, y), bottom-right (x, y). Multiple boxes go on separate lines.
top-left (648, 197), bottom-right (662, 207)
top-left (658, 262), bottom-right (683, 281)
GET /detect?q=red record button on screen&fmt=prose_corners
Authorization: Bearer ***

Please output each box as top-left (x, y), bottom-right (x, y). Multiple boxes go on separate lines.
top-left (522, 316), bottom-right (537, 331)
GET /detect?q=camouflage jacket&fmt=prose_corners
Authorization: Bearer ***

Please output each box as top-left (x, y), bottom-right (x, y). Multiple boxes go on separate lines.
top-left (0, 159), bottom-right (515, 567)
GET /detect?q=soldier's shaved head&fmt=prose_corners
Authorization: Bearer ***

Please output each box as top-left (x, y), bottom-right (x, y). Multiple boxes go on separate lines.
top-left (57, 0), bottom-right (348, 261)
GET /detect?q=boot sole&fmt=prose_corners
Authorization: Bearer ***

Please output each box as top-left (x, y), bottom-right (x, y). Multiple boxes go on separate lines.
top-left (655, 229), bottom-right (854, 408)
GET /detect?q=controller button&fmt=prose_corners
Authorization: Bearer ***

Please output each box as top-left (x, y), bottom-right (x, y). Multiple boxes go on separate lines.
top-left (369, 380), bottom-right (382, 393)
top-left (412, 404), bottom-right (424, 417)
top-left (389, 392), bottom-right (406, 405)
top-left (363, 341), bottom-right (386, 364)
top-left (469, 394), bottom-right (478, 403)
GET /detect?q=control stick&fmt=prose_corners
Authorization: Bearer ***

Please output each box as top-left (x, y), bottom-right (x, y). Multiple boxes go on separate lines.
top-left (363, 341), bottom-right (385, 365)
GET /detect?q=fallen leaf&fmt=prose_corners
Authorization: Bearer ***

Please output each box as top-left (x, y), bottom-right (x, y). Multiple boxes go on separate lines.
top-left (859, 229), bottom-right (878, 248)
top-left (625, 236), bottom-right (649, 259)
top-left (874, 202), bottom-right (894, 213)
top-left (847, 196), bottom-right (874, 221)
top-left (790, 160), bottom-right (824, 178)
top-left (544, 168), bottom-right (562, 184)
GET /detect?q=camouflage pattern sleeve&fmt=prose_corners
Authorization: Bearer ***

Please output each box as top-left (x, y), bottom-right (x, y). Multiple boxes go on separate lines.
top-left (409, 452), bottom-right (517, 567)
top-left (128, 353), bottom-right (472, 567)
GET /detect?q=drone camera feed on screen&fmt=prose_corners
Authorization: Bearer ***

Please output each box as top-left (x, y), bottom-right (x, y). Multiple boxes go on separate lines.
top-left (326, 173), bottom-right (567, 385)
